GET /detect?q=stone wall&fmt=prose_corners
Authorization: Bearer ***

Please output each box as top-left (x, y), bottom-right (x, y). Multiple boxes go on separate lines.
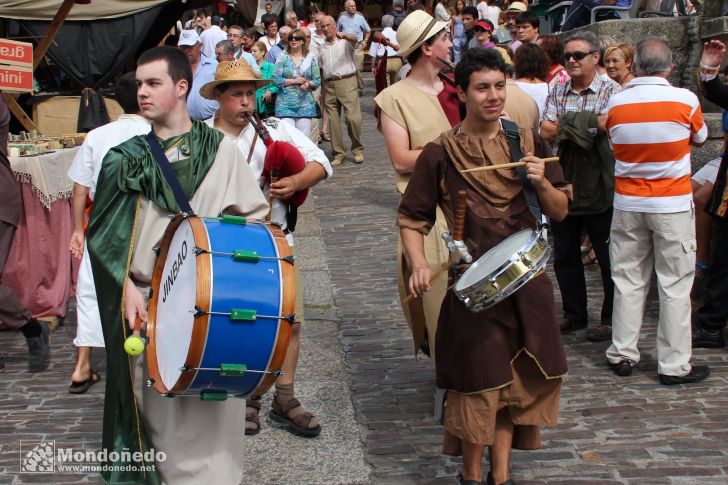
top-left (570, 14), bottom-right (725, 166)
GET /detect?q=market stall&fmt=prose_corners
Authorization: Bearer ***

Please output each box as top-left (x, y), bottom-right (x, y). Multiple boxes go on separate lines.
top-left (0, 145), bottom-right (80, 328)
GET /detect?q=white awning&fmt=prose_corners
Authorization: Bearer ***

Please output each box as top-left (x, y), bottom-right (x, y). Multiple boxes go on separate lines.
top-left (0, 0), bottom-right (170, 21)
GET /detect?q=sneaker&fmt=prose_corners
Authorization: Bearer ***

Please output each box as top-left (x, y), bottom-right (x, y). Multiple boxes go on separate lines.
top-left (692, 324), bottom-right (725, 349)
top-left (609, 360), bottom-right (633, 377)
top-left (353, 153), bottom-right (364, 164)
top-left (585, 323), bottom-right (612, 342)
top-left (331, 156), bottom-right (346, 166)
top-left (659, 365), bottom-right (710, 385)
top-left (559, 319), bottom-right (587, 334)
top-left (27, 324), bottom-right (50, 373)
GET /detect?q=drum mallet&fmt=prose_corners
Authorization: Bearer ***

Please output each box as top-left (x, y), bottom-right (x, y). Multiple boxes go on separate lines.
top-left (404, 189), bottom-right (469, 303)
top-left (460, 157), bottom-right (559, 174)
top-left (124, 316), bottom-right (146, 356)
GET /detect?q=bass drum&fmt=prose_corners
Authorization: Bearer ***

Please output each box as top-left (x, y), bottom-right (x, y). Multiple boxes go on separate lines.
top-left (146, 214), bottom-right (293, 400)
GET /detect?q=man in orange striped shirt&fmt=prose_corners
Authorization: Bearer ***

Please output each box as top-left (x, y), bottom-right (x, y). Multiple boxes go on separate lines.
top-left (604, 37), bottom-right (710, 385)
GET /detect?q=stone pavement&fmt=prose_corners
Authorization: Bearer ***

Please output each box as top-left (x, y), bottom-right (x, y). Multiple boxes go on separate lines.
top-left (309, 80), bottom-right (728, 484)
top-left (1, 78), bottom-right (728, 484)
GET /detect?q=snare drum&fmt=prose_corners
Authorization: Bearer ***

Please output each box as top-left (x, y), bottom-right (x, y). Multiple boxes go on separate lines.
top-left (453, 229), bottom-right (550, 313)
top-left (146, 214), bottom-right (294, 400)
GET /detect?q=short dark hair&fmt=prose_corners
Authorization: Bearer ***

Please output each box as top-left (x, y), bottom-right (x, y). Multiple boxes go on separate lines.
top-left (211, 15), bottom-right (222, 26)
top-left (514, 43), bottom-right (549, 81)
top-left (264, 17), bottom-right (278, 28)
top-left (216, 40), bottom-right (235, 55)
top-left (115, 72), bottom-right (140, 114)
top-left (137, 46), bottom-right (193, 99)
top-left (455, 47), bottom-right (507, 92)
top-left (538, 35), bottom-right (562, 66)
top-left (244, 27), bottom-right (258, 39)
top-left (461, 5), bottom-right (478, 19)
top-left (516, 11), bottom-right (539, 29)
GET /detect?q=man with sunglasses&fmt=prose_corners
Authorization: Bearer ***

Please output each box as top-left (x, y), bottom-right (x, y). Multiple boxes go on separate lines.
top-left (540, 31), bottom-right (620, 342)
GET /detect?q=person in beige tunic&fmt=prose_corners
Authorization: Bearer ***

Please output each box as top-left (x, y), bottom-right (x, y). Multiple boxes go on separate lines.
top-left (373, 10), bottom-right (453, 357)
top-left (100, 47), bottom-right (268, 485)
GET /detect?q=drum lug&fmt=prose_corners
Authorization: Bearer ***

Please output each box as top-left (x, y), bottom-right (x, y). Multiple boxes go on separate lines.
top-left (284, 314), bottom-right (296, 324)
top-left (164, 393), bottom-right (176, 398)
top-left (152, 245), bottom-right (160, 255)
top-left (282, 255), bottom-right (295, 264)
top-left (146, 378), bottom-right (155, 388)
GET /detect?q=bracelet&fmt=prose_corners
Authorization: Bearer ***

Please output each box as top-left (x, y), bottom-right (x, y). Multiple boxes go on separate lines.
top-left (697, 64), bottom-right (720, 82)
top-left (699, 63), bottom-right (720, 74)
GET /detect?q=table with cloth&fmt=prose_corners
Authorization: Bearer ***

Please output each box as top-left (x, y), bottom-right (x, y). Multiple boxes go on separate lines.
top-left (0, 147), bottom-right (80, 328)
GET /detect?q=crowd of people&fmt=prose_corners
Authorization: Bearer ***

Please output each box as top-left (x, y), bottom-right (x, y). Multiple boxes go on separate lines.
top-left (0, 1), bottom-right (727, 485)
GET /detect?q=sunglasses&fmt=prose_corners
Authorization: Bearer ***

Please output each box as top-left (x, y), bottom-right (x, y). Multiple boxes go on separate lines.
top-left (290, 36), bottom-right (305, 42)
top-left (563, 51), bottom-right (596, 62)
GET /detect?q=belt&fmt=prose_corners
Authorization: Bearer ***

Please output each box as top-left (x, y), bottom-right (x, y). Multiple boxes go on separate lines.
top-left (325, 72), bottom-right (355, 82)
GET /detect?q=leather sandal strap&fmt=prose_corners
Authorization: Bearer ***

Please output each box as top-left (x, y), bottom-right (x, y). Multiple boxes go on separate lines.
top-left (280, 398), bottom-right (302, 415)
top-left (290, 411), bottom-right (315, 429)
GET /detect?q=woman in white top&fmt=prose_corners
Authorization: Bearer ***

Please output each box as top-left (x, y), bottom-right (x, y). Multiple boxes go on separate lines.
top-left (477, 0), bottom-right (501, 27)
top-left (513, 43), bottom-right (550, 120)
top-left (261, 18), bottom-right (281, 49)
top-left (434, 0), bottom-right (452, 23)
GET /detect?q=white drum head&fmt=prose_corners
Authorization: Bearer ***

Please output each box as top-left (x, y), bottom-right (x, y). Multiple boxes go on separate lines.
top-left (456, 229), bottom-right (534, 290)
top-left (154, 218), bottom-right (198, 390)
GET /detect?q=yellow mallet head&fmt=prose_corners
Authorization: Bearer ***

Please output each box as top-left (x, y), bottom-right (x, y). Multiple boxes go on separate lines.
top-left (124, 335), bottom-right (146, 356)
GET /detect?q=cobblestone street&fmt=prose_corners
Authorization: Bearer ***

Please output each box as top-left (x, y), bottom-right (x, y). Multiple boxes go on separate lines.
top-left (1, 80), bottom-right (727, 484)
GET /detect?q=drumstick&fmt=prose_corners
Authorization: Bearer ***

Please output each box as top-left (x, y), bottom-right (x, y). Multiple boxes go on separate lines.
top-left (403, 190), bottom-right (468, 304)
top-left (460, 157), bottom-right (559, 174)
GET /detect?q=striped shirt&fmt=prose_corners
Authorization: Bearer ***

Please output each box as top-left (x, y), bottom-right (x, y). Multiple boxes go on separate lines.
top-left (542, 72), bottom-right (620, 122)
top-left (606, 76), bottom-right (707, 213)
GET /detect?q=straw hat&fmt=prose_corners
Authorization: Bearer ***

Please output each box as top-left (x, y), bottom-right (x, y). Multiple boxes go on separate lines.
top-left (396, 10), bottom-right (448, 60)
top-left (499, 1), bottom-right (527, 19)
top-left (199, 60), bottom-right (271, 100)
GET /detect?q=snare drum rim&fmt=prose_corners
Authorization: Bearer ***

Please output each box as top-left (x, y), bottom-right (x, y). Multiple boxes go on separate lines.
top-left (146, 215), bottom-right (212, 395)
top-left (249, 223), bottom-right (294, 397)
top-left (454, 229), bottom-right (545, 298)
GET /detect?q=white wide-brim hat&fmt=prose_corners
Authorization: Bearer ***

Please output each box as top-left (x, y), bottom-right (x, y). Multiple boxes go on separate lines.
top-left (396, 10), bottom-right (448, 60)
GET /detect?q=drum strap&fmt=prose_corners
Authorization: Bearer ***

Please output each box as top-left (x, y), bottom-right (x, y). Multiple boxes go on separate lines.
top-left (145, 132), bottom-right (194, 215)
top-left (501, 120), bottom-right (543, 224)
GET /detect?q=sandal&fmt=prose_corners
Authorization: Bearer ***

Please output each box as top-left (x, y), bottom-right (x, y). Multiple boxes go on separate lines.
top-left (319, 132), bottom-right (331, 143)
top-left (270, 397), bottom-right (321, 438)
top-left (245, 399), bottom-right (262, 436)
top-left (68, 370), bottom-right (100, 394)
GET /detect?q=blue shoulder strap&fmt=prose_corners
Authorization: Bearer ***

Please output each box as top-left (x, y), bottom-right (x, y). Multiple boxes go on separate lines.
top-left (145, 132), bottom-right (194, 215)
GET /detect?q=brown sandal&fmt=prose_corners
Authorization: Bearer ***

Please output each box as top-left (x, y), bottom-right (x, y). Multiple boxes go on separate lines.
top-left (270, 397), bottom-right (321, 437)
top-left (245, 399), bottom-right (262, 436)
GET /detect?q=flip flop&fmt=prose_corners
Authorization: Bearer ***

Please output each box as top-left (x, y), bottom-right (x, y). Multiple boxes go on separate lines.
top-left (68, 370), bottom-right (100, 394)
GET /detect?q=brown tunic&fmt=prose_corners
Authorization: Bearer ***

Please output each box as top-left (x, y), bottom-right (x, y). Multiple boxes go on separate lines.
top-left (398, 126), bottom-right (568, 393)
